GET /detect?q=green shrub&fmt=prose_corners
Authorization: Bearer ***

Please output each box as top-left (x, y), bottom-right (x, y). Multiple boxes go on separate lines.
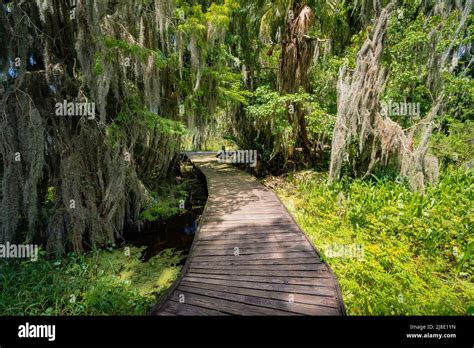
top-left (271, 167), bottom-right (473, 315)
top-left (430, 120), bottom-right (474, 166)
top-left (0, 247), bottom-right (184, 315)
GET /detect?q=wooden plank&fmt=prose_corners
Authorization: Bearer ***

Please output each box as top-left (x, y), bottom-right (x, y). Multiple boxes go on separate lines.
top-left (189, 257), bottom-right (321, 267)
top-left (200, 227), bottom-right (294, 232)
top-left (204, 213), bottom-right (288, 219)
top-left (170, 291), bottom-right (296, 316)
top-left (160, 300), bottom-right (227, 316)
top-left (186, 272), bottom-right (335, 287)
top-left (155, 310), bottom-right (177, 316)
top-left (196, 240), bottom-right (306, 249)
top-left (198, 232), bottom-right (302, 241)
top-left (187, 268), bottom-right (332, 278)
top-left (202, 221), bottom-right (296, 227)
top-left (190, 251), bottom-right (317, 262)
top-left (195, 240), bottom-right (310, 249)
top-left (200, 224), bottom-right (300, 231)
top-left (192, 244), bottom-right (314, 256)
top-left (199, 227), bottom-right (301, 235)
top-left (206, 203), bottom-right (284, 209)
top-left (189, 263), bottom-right (327, 271)
top-left (178, 284), bottom-right (340, 316)
top-left (202, 217), bottom-right (294, 223)
top-left (196, 236), bottom-right (306, 245)
top-left (198, 232), bottom-right (301, 239)
top-left (180, 280), bottom-right (339, 308)
top-left (205, 195), bottom-right (279, 200)
top-left (182, 276), bottom-right (337, 297)
top-left (205, 209), bottom-right (285, 215)
top-left (205, 207), bottom-right (284, 212)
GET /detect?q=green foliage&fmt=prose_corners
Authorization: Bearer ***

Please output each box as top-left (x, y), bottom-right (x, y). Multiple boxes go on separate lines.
top-left (175, 0), bottom-right (239, 72)
top-left (203, 46), bottom-right (250, 105)
top-left (140, 181), bottom-right (189, 222)
top-left (172, 0), bottom-right (243, 150)
top-left (305, 101), bottom-right (335, 138)
top-left (93, 52), bottom-right (104, 76)
top-left (144, 111), bottom-right (187, 136)
top-left (430, 120), bottom-right (474, 166)
top-left (309, 56), bottom-right (345, 114)
top-left (443, 72), bottom-right (474, 122)
top-left (206, 0), bottom-right (240, 29)
top-left (272, 166), bottom-right (473, 315)
top-left (176, 4), bottom-right (207, 39)
top-left (215, 68), bottom-right (250, 105)
top-left (384, 8), bottom-right (432, 121)
top-left (344, 27), bottom-right (370, 69)
top-left (245, 86), bottom-right (290, 131)
top-left (383, 4), bottom-right (472, 126)
top-left (0, 247), bottom-right (184, 315)
top-left (104, 37), bottom-right (167, 69)
top-left (7, 0), bottom-right (471, 317)
top-left (246, 86), bottom-right (335, 141)
top-left (108, 96), bottom-right (187, 142)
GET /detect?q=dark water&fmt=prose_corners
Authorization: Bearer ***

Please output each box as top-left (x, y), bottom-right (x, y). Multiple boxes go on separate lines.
top-left (123, 159), bottom-right (207, 262)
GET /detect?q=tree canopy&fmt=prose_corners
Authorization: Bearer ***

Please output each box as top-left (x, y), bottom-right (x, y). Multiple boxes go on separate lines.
top-left (0, 0), bottom-right (472, 256)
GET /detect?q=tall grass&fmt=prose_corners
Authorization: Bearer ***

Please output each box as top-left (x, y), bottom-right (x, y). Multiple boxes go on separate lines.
top-left (271, 166), bottom-right (473, 315)
top-left (0, 247), bottom-right (184, 315)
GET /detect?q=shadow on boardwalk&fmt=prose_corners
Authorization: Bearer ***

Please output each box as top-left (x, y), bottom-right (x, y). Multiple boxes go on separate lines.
top-left (151, 153), bottom-right (346, 316)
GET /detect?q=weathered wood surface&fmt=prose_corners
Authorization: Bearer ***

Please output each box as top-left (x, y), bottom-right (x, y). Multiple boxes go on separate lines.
top-left (152, 153), bottom-right (345, 316)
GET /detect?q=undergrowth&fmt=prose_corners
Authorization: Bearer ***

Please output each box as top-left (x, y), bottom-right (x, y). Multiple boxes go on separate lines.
top-left (269, 166), bottom-right (473, 315)
top-left (0, 247), bottom-right (184, 315)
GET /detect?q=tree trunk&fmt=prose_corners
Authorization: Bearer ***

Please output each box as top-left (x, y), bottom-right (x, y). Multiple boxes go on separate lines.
top-left (279, 1), bottom-right (316, 158)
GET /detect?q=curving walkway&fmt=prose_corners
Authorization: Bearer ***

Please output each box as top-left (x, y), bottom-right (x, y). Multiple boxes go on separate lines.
top-left (151, 153), bottom-right (345, 316)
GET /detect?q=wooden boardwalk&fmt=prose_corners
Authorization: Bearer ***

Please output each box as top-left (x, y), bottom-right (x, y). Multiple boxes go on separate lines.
top-left (151, 153), bottom-right (345, 316)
